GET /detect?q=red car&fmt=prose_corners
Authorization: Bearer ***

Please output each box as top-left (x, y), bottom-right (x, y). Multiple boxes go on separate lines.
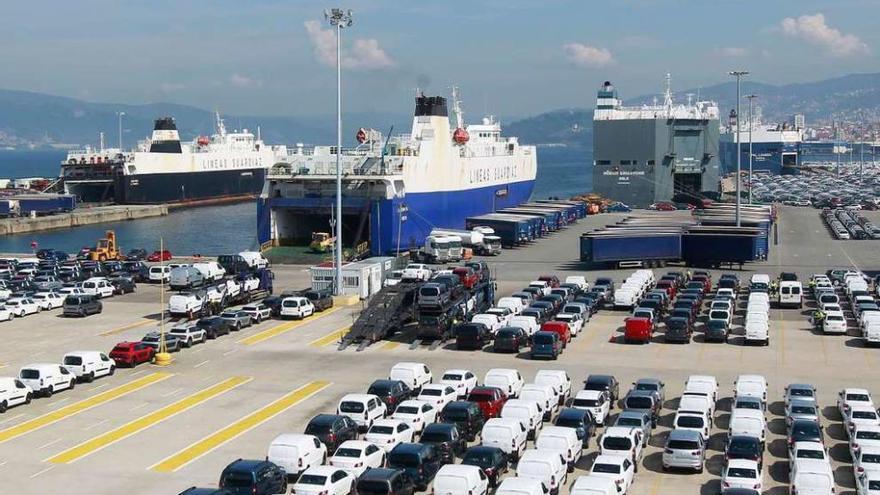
top-left (109, 341), bottom-right (155, 367)
top-left (654, 202), bottom-right (677, 211)
top-left (538, 275), bottom-right (560, 288)
top-left (691, 274), bottom-right (711, 292)
top-left (147, 250), bottom-right (173, 262)
top-left (467, 386), bottom-right (507, 418)
top-left (624, 317), bottom-right (654, 344)
top-left (453, 266), bottom-right (478, 289)
top-left (655, 280), bottom-right (677, 298)
top-left (540, 321), bottom-right (572, 346)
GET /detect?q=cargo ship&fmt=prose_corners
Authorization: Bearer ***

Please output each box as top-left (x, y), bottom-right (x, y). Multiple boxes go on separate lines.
top-left (60, 114), bottom-right (288, 204)
top-left (258, 88), bottom-right (538, 255)
top-left (719, 110), bottom-right (803, 175)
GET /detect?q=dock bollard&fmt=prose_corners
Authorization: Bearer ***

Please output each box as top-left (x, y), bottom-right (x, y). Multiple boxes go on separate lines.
top-left (154, 352), bottom-right (173, 366)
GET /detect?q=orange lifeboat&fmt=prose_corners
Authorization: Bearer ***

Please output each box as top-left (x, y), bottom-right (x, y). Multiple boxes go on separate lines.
top-left (197, 136), bottom-right (210, 146)
top-left (356, 128), bottom-right (368, 144)
top-left (453, 127), bottom-right (469, 145)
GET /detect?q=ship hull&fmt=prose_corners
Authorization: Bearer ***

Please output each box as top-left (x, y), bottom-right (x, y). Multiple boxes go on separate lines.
top-left (64, 181), bottom-right (116, 203)
top-left (117, 168), bottom-right (266, 204)
top-left (259, 179), bottom-right (535, 255)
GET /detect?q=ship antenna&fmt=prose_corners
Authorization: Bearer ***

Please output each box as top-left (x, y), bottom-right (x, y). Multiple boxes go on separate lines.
top-left (452, 86), bottom-right (464, 129)
top-left (215, 110), bottom-right (227, 136)
top-left (664, 72), bottom-right (673, 115)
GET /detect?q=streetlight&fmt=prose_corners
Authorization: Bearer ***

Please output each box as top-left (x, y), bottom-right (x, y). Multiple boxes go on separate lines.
top-left (745, 94), bottom-right (757, 205)
top-left (325, 8), bottom-right (353, 296)
top-left (116, 111), bottom-right (125, 149)
top-left (729, 70), bottom-right (749, 227)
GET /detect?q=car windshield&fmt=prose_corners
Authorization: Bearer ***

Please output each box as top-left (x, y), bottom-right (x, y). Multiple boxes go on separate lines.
top-left (796, 449), bottom-right (825, 460)
top-left (420, 389), bottom-right (442, 397)
top-left (863, 454), bottom-right (880, 464)
top-left (340, 402), bottom-right (365, 413)
top-left (63, 356), bottom-right (83, 365)
top-left (727, 438), bottom-right (757, 455)
top-left (625, 397), bottom-right (652, 409)
top-left (112, 345), bottom-right (129, 353)
top-left (602, 437), bottom-right (632, 450)
top-left (220, 312), bottom-right (237, 318)
top-left (468, 394), bottom-right (492, 403)
top-left (792, 423), bottom-right (821, 437)
top-left (298, 474), bottom-right (327, 485)
top-left (334, 448), bottom-right (362, 458)
top-left (369, 426), bottom-right (394, 435)
top-left (222, 472), bottom-right (254, 487)
top-left (858, 431), bottom-right (880, 440)
top-left (617, 418), bottom-right (641, 427)
top-left (357, 481), bottom-right (391, 495)
top-left (735, 400), bottom-right (761, 410)
top-left (790, 388), bottom-right (814, 397)
top-left (20, 369), bottom-right (39, 379)
top-left (442, 409), bottom-right (468, 420)
top-left (420, 431), bottom-right (449, 443)
top-left (573, 398), bottom-right (598, 407)
top-left (791, 406), bottom-right (816, 415)
top-left (462, 452), bottom-right (493, 466)
top-left (853, 411), bottom-right (878, 420)
top-left (676, 416), bottom-right (705, 428)
top-left (847, 393), bottom-right (871, 402)
top-left (555, 417), bottom-right (582, 428)
top-left (442, 374), bottom-right (462, 382)
top-left (591, 463), bottom-right (620, 474)
top-left (726, 468), bottom-right (756, 478)
top-left (534, 334), bottom-right (555, 344)
top-left (388, 453), bottom-right (421, 468)
top-left (668, 440), bottom-right (700, 450)
top-left (396, 406), bottom-right (419, 415)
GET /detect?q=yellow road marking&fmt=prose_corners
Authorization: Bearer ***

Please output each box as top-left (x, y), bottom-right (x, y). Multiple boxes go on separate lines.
top-left (380, 341), bottom-right (400, 351)
top-left (309, 326), bottom-right (350, 347)
top-left (99, 319), bottom-right (154, 337)
top-left (47, 376), bottom-right (251, 464)
top-left (237, 307), bottom-right (343, 345)
top-left (150, 380), bottom-right (331, 473)
top-left (0, 372), bottom-right (171, 444)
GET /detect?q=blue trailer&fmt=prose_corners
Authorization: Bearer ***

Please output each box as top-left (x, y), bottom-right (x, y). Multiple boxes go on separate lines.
top-left (522, 202), bottom-right (580, 223)
top-left (490, 213), bottom-right (544, 238)
top-left (465, 215), bottom-right (530, 247)
top-left (15, 194), bottom-right (77, 216)
top-left (500, 208), bottom-right (562, 231)
top-left (581, 231), bottom-right (683, 265)
top-left (535, 200), bottom-right (586, 219)
top-left (682, 233), bottom-right (761, 266)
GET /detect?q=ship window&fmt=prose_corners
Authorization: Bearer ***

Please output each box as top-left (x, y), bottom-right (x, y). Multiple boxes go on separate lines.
top-left (596, 160), bottom-right (611, 166)
top-left (648, 160), bottom-right (655, 166)
top-left (620, 160), bottom-right (634, 165)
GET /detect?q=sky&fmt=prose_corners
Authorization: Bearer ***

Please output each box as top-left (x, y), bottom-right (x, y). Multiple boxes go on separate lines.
top-left (1, 0), bottom-right (878, 119)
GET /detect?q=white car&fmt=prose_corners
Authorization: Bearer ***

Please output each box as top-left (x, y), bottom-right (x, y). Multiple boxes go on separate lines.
top-left (572, 390), bottom-right (611, 425)
top-left (728, 409), bottom-right (766, 445)
top-left (328, 440), bottom-right (385, 477)
top-left (486, 307), bottom-right (514, 327)
top-left (847, 405), bottom-right (880, 439)
top-left (824, 311), bottom-right (848, 334)
top-left (0, 306), bottom-right (13, 321)
top-left (852, 424), bottom-right (880, 459)
top-left (673, 411), bottom-right (711, 441)
top-left (389, 362), bottom-right (433, 392)
top-left (495, 478), bottom-right (546, 495)
top-left (292, 466), bottom-right (354, 495)
top-left (62, 351), bottom-right (115, 382)
top-left (792, 467), bottom-right (835, 495)
top-left (4, 298), bottom-right (41, 317)
top-left (417, 384), bottom-right (458, 410)
top-left (855, 446), bottom-right (880, 478)
top-left (841, 388), bottom-right (876, 420)
top-left (432, 464), bottom-right (489, 495)
top-left (588, 455), bottom-right (635, 494)
top-left (0, 376), bottom-right (33, 413)
top-left (484, 368), bottom-right (524, 398)
top-left (336, 394), bottom-right (387, 430)
top-left (599, 426), bottom-right (643, 463)
top-left (363, 419), bottom-right (414, 452)
top-left (241, 303), bottom-right (272, 322)
top-left (555, 313), bottom-right (584, 337)
top-left (57, 286), bottom-right (86, 297)
top-left (857, 469), bottom-right (880, 495)
top-left (440, 369), bottom-right (477, 398)
top-left (501, 399), bottom-right (544, 439)
top-left (521, 383), bottom-right (559, 421)
top-left (32, 291), bottom-right (65, 310)
top-left (402, 264), bottom-right (432, 281)
top-left (721, 458), bottom-right (762, 492)
top-left (482, 417), bottom-right (529, 461)
top-left (684, 375), bottom-right (718, 404)
top-left (789, 441), bottom-right (830, 474)
top-left (82, 277), bottom-right (115, 298)
top-left (536, 426), bottom-right (583, 472)
top-left (168, 323), bottom-right (208, 348)
top-left (391, 400), bottom-right (437, 434)
top-left (280, 297), bottom-right (315, 319)
top-left (517, 449), bottom-right (568, 495)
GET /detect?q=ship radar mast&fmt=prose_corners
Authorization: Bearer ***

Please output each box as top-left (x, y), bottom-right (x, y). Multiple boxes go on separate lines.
top-left (451, 85), bottom-right (470, 145)
top-left (663, 72), bottom-right (673, 116)
top-left (215, 111), bottom-right (227, 137)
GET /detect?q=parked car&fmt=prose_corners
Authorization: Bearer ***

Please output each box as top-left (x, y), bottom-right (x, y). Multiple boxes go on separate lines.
top-left (387, 443), bottom-right (443, 491)
top-left (461, 446), bottom-right (508, 487)
top-left (62, 351), bottom-right (115, 382)
top-left (140, 332), bottom-right (182, 353)
top-left (624, 317), bottom-right (653, 344)
top-left (220, 310), bottom-right (253, 330)
top-left (355, 468), bottom-right (416, 495)
top-left (302, 290), bottom-right (334, 312)
top-left (367, 379), bottom-right (413, 411)
top-left (455, 323), bottom-right (491, 351)
top-left (328, 440), bottom-right (385, 478)
top-left (0, 377), bottom-right (33, 413)
top-left (467, 386), bottom-right (508, 419)
top-left (147, 250), bottom-right (173, 262)
top-left (18, 363), bottom-right (76, 397)
top-left (304, 414), bottom-right (360, 453)
top-left (440, 401), bottom-right (486, 442)
top-left (195, 316), bottom-right (232, 339)
top-left (109, 341), bottom-right (155, 367)
top-left (218, 459), bottom-right (287, 495)
top-left (494, 327), bottom-right (528, 353)
top-left (420, 422), bottom-right (467, 463)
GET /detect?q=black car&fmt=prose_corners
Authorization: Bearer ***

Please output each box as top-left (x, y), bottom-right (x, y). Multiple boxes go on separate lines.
top-left (538, 294), bottom-right (564, 312)
top-left (788, 419), bottom-right (823, 448)
top-left (304, 414), bottom-right (359, 452)
top-left (726, 435), bottom-right (764, 469)
top-left (356, 468), bottom-right (416, 495)
top-left (664, 317), bottom-right (692, 343)
top-left (387, 443), bottom-right (443, 491)
top-left (218, 459), bottom-right (287, 495)
top-left (439, 401), bottom-right (485, 442)
top-left (262, 295), bottom-right (285, 317)
top-left (574, 295), bottom-right (600, 315)
top-left (367, 379), bottom-right (412, 411)
top-left (669, 307), bottom-right (696, 325)
top-left (302, 290), bottom-right (334, 311)
top-left (584, 374), bottom-right (619, 404)
top-left (109, 276), bottom-right (137, 295)
top-left (455, 323), bottom-right (490, 351)
top-left (705, 319), bottom-right (729, 342)
top-left (520, 308), bottom-right (549, 325)
top-left (780, 272), bottom-right (798, 282)
top-left (529, 301), bottom-right (555, 318)
top-left (554, 407), bottom-right (595, 447)
top-left (196, 316), bottom-right (232, 339)
top-left (494, 327), bottom-right (527, 353)
top-left (419, 423), bottom-right (466, 464)
top-left (179, 488), bottom-right (234, 495)
top-left (122, 261), bottom-right (150, 282)
top-left (126, 249), bottom-right (148, 261)
top-left (461, 446), bottom-right (508, 487)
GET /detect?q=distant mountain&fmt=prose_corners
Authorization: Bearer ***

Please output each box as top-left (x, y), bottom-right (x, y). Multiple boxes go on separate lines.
top-left (0, 89), bottom-right (408, 148)
top-left (505, 72), bottom-right (880, 148)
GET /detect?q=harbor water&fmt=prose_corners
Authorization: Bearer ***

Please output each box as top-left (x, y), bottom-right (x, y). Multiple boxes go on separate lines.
top-left (0, 147), bottom-right (591, 255)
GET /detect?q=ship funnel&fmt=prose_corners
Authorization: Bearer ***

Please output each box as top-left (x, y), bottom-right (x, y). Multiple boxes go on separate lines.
top-left (150, 117), bottom-right (182, 153)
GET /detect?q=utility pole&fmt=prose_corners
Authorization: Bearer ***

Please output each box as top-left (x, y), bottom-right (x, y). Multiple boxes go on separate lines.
top-left (116, 111), bottom-right (125, 149)
top-left (729, 70), bottom-right (749, 226)
top-left (325, 8), bottom-right (353, 296)
top-left (745, 94), bottom-right (757, 205)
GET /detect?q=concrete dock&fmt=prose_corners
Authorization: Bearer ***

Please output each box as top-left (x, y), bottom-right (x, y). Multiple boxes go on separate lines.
top-left (0, 204), bottom-right (167, 235)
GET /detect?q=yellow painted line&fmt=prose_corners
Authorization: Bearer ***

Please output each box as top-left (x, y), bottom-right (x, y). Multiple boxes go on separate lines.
top-left (47, 376), bottom-right (251, 464)
top-left (380, 341), bottom-right (400, 351)
top-left (309, 326), bottom-right (350, 347)
top-left (0, 372), bottom-right (171, 444)
top-left (99, 319), bottom-right (154, 337)
top-left (237, 307), bottom-right (343, 345)
top-left (150, 380), bottom-right (331, 473)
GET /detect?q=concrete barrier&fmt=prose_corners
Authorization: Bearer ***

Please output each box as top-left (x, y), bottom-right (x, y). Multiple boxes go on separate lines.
top-left (0, 205), bottom-right (168, 235)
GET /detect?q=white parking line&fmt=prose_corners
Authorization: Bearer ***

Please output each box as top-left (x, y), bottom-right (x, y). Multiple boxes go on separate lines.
top-left (85, 418), bottom-right (110, 431)
top-left (129, 402), bottom-right (149, 412)
top-left (162, 388), bottom-right (183, 398)
top-left (38, 438), bottom-right (64, 450)
top-left (191, 348), bottom-right (205, 354)
top-left (86, 383), bottom-right (109, 392)
top-left (222, 349), bottom-right (238, 356)
top-left (0, 413), bottom-right (25, 425)
top-left (29, 466), bottom-right (54, 478)
top-left (131, 369), bottom-right (148, 377)
top-left (46, 397), bottom-right (70, 407)
top-left (193, 360), bottom-right (210, 369)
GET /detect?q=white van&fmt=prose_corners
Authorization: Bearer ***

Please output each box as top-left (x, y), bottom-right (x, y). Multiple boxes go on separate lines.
top-left (528, 281), bottom-right (551, 297)
top-left (729, 409), bottom-right (767, 445)
top-left (535, 426), bottom-right (582, 472)
top-left (569, 475), bottom-right (617, 495)
top-left (484, 368), bottom-right (524, 398)
top-left (495, 477), bottom-right (547, 495)
top-left (745, 320), bottom-right (770, 346)
top-left (267, 433), bottom-right (327, 479)
top-left (238, 251), bottom-right (269, 270)
top-left (280, 297), bottom-right (315, 319)
top-left (779, 281), bottom-right (804, 309)
top-left (481, 418), bottom-right (528, 460)
top-left (613, 289), bottom-right (638, 309)
top-left (336, 394), bottom-right (387, 430)
top-left (565, 276), bottom-right (589, 291)
top-left (81, 277), bottom-right (114, 298)
top-left (19, 363), bottom-right (76, 397)
top-left (734, 375), bottom-right (768, 408)
top-left (501, 399), bottom-right (544, 439)
top-left (148, 265), bottom-right (171, 283)
top-left (389, 362), bottom-right (433, 391)
top-left (192, 261), bottom-right (225, 282)
top-left (599, 426), bottom-right (643, 462)
top-left (0, 377), bottom-right (33, 412)
top-left (684, 375), bottom-right (719, 404)
top-left (534, 370), bottom-right (572, 406)
top-left (509, 315), bottom-right (539, 337)
top-left (750, 274), bottom-right (771, 292)
top-left (521, 383), bottom-right (558, 420)
top-left (432, 464), bottom-right (489, 495)
top-left (517, 449), bottom-right (568, 495)
top-left (62, 351), bottom-right (115, 382)
top-left (496, 297), bottom-right (525, 315)
top-left (471, 314), bottom-right (502, 335)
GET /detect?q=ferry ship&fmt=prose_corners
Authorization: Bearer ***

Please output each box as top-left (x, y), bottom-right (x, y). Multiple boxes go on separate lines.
top-left (719, 110), bottom-right (803, 175)
top-left (258, 89), bottom-right (537, 255)
top-left (60, 114), bottom-right (287, 204)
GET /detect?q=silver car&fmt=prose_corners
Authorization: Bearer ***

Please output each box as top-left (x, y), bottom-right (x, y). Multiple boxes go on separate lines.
top-left (614, 410), bottom-right (652, 446)
top-left (784, 383), bottom-right (817, 408)
top-left (786, 399), bottom-right (820, 426)
top-left (662, 428), bottom-right (705, 472)
top-left (219, 310), bottom-right (252, 330)
top-left (633, 378), bottom-right (666, 405)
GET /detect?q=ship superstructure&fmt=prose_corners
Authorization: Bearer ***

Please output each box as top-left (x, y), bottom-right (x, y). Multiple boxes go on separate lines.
top-left (720, 108), bottom-right (803, 175)
top-left (259, 89), bottom-right (537, 255)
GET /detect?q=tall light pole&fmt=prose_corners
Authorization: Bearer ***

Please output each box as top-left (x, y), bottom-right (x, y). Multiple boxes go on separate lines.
top-left (745, 94), bottom-right (757, 205)
top-left (729, 70), bottom-right (749, 226)
top-left (116, 111), bottom-right (125, 149)
top-left (325, 8), bottom-right (352, 296)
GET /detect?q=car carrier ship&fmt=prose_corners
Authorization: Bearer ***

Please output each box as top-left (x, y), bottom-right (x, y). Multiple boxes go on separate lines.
top-left (60, 113), bottom-right (287, 204)
top-left (258, 88), bottom-right (538, 255)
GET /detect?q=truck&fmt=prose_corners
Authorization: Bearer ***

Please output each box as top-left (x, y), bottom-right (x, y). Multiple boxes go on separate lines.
top-left (580, 231), bottom-right (682, 267)
top-left (0, 200), bottom-right (20, 218)
top-left (414, 235), bottom-right (451, 264)
top-left (430, 229), bottom-right (501, 256)
top-left (465, 215), bottom-right (531, 247)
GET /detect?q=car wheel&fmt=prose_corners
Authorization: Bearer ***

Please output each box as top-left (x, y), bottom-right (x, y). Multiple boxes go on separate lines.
top-left (69, 380), bottom-right (75, 390)
top-left (86, 372), bottom-right (95, 383)
top-left (24, 393), bottom-right (32, 404)
top-left (109, 366), bottom-right (115, 376)
top-left (6, 313), bottom-right (11, 321)
top-left (45, 386), bottom-right (54, 397)
top-left (236, 323), bottom-right (241, 331)
top-left (0, 401), bottom-right (7, 413)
